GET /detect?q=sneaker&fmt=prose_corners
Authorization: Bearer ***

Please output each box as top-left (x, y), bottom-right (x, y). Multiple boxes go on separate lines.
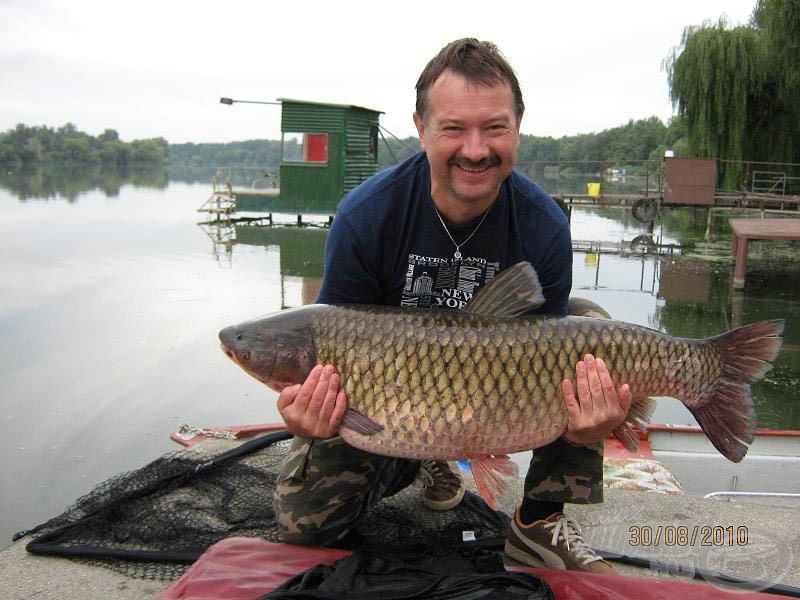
top-left (419, 460), bottom-right (466, 511)
top-left (505, 508), bottom-right (616, 573)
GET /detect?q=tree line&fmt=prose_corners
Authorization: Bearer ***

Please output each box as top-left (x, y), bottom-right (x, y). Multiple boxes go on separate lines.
top-left (168, 138), bottom-right (286, 168)
top-left (167, 116), bottom-right (675, 170)
top-left (0, 123), bottom-right (168, 167)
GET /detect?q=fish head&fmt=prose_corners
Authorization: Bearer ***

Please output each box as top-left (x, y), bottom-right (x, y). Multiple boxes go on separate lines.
top-left (219, 306), bottom-right (318, 392)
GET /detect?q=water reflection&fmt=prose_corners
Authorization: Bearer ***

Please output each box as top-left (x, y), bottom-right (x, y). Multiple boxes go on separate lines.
top-left (0, 164), bottom-right (169, 201)
top-left (231, 225), bottom-right (326, 307)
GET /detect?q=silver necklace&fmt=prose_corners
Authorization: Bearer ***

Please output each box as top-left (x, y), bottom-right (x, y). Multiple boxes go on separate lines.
top-left (433, 201), bottom-right (494, 260)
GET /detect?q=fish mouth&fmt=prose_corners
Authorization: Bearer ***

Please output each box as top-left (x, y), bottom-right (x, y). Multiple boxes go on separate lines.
top-left (220, 343), bottom-right (277, 389)
top-left (221, 343), bottom-right (238, 364)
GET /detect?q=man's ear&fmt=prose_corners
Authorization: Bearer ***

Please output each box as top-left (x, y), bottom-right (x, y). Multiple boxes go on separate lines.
top-left (413, 112), bottom-right (426, 152)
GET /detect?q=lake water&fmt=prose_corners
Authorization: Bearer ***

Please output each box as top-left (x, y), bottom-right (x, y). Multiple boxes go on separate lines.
top-left (1, 166), bottom-right (798, 548)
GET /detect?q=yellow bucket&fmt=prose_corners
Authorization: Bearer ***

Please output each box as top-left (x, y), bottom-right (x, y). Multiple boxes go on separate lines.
top-left (587, 183), bottom-right (601, 197)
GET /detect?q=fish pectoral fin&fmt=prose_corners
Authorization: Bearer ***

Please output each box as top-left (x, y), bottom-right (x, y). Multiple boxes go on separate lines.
top-left (464, 261), bottom-right (545, 317)
top-left (612, 423), bottom-right (641, 453)
top-left (469, 455), bottom-right (519, 510)
top-left (627, 395), bottom-right (656, 430)
top-left (612, 396), bottom-right (655, 452)
top-left (341, 407), bottom-right (384, 436)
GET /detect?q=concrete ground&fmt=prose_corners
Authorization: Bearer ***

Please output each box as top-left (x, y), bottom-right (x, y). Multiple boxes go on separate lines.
top-left (1, 437), bottom-right (798, 599)
top-left (2, 488), bottom-right (797, 599)
top-left (562, 489), bottom-right (799, 593)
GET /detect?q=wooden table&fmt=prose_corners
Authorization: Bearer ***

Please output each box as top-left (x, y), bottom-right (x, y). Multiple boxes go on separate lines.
top-left (729, 218), bottom-right (800, 288)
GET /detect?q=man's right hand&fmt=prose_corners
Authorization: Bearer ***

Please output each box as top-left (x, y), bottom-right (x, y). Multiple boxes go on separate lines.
top-left (277, 364), bottom-right (347, 438)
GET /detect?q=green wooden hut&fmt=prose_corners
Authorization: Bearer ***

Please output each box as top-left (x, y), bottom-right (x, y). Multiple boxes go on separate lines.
top-left (276, 98), bottom-right (382, 214)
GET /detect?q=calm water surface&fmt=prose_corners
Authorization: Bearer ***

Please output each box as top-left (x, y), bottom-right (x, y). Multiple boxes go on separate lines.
top-left (1, 168), bottom-right (798, 548)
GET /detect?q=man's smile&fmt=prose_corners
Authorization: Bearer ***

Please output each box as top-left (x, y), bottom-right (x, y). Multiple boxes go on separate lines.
top-left (449, 156), bottom-right (501, 174)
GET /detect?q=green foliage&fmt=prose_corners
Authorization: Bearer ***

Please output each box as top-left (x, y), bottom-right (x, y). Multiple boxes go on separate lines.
top-left (0, 123), bottom-right (168, 167)
top-left (544, 117), bottom-right (666, 163)
top-left (754, 0), bottom-right (800, 112)
top-left (375, 118), bottom-right (668, 171)
top-left (376, 136), bottom-right (420, 169)
top-left (168, 139), bottom-right (285, 168)
top-left (665, 1), bottom-right (800, 187)
top-left (2, 114), bottom-right (671, 171)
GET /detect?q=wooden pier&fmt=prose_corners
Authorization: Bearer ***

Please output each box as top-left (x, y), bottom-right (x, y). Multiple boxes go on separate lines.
top-left (730, 218), bottom-right (800, 288)
top-left (553, 190), bottom-right (800, 225)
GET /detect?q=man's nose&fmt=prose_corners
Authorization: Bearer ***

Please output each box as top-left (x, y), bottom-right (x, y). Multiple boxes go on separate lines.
top-left (459, 128), bottom-right (490, 162)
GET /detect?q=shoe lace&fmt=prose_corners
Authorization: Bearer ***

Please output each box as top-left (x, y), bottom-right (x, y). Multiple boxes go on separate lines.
top-left (544, 514), bottom-right (603, 567)
top-left (418, 459), bottom-right (442, 488)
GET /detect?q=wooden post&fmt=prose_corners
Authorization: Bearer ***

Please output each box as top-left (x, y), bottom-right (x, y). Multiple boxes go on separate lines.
top-left (704, 208), bottom-right (714, 241)
top-left (731, 232), bottom-right (748, 289)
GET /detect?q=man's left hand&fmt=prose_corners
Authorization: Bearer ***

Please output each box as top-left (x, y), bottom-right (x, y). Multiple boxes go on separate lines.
top-left (562, 354), bottom-right (631, 445)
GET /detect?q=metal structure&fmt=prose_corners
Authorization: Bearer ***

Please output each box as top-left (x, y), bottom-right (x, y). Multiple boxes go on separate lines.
top-left (547, 157), bottom-right (800, 226)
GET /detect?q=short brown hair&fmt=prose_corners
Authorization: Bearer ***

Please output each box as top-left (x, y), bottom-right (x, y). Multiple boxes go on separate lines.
top-left (415, 38), bottom-right (524, 120)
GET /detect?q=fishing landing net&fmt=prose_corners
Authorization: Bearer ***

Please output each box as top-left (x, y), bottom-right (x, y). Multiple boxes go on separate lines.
top-left (14, 431), bottom-right (511, 581)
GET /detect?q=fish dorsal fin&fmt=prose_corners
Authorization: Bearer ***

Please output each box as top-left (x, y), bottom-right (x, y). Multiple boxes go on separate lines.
top-left (465, 261), bottom-right (545, 317)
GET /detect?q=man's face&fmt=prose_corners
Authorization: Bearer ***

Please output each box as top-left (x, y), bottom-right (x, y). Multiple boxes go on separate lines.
top-left (413, 69), bottom-right (521, 216)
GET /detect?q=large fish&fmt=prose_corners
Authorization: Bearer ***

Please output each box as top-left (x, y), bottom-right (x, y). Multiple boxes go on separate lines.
top-left (219, 262), bottom-right (784, 505)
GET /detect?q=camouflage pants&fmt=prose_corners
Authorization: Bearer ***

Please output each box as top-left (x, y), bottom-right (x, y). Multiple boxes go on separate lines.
top-left (273, 435), bottom-right (604, 546)
top-left (524, 438), bottom-right (604, 504)
top-left (273, 435), bottom-right (421, 546)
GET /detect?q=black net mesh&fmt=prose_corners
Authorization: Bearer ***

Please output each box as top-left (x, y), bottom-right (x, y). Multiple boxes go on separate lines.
top-left (16, 432), bottom-right (511, 582)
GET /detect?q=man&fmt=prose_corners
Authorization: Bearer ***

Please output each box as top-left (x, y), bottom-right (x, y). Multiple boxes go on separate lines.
top-left (273, 38), bottom-right (630, 574)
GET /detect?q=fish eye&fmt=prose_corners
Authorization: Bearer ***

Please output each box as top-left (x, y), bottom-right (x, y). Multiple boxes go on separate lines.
top-left (235, 331), bottom-right (243, 340)
top-left (240, 351), bottom-right (250, 360)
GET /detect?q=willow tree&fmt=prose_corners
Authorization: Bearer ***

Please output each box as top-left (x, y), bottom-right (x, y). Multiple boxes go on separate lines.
top-left (752, 0), bottom-right (800, 162)
top-left (665, 1), bottom-right (800, 189)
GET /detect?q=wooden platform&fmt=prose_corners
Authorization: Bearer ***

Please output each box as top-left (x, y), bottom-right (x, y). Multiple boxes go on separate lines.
top-left (730, 218), bottom-right (800, 288)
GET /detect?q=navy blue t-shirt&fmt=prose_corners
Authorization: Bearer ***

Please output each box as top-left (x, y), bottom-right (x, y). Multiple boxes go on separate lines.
top-left (317, 152), bottom-right (572, 315)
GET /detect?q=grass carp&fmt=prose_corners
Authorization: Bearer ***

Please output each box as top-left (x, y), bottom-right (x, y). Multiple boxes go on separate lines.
top-left (220, 262), bottom-right (784, 504)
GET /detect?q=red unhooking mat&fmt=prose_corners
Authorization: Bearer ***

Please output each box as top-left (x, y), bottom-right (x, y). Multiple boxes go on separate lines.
top-left (159, 537), bottom-right (786, 600)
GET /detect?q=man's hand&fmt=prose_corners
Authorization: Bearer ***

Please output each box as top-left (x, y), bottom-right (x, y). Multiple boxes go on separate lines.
top-left (277, 364), bottom-right (347, 438)
top-left (562, 354), bottom-right (631, 445)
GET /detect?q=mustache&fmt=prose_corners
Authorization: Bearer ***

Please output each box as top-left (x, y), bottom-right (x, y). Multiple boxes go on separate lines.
top-left (448, 155), bottom-right (501, 170)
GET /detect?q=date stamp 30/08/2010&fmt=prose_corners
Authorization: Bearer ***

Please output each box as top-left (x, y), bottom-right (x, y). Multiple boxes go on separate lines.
top-left (629, 525), bottom-right (749, 547)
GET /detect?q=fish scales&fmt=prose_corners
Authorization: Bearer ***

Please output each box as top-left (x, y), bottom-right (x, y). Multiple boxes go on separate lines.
top-left (306, 304), bottom-right (722, 460)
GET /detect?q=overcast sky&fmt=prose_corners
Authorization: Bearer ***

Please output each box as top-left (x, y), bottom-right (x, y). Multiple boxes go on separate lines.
top-left (0, 0), bottom-right (757, 144)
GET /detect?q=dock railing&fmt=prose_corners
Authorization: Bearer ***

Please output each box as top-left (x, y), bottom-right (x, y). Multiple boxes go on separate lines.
top-left (199, 166), bottom-right (280, 216)
top-left (518, 159), bottom-right (662, 197)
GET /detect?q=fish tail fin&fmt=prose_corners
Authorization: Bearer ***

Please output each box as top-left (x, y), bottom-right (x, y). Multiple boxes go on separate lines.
top-left (690, 319), bottom-right (784, 463)
top-left (469, 455), bottom-right (519, 510)
top-left (613, 396), bottom-right (656, 452)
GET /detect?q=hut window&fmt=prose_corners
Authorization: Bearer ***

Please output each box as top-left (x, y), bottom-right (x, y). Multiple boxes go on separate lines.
top-left (304, 133), bottom-right (328, 162)
top-left (282, 132), bottom-right (328, 164)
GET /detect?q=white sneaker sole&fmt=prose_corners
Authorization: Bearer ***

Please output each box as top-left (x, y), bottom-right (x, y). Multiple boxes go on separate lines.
top-left (422, 485), bottom-right (466, 511)
top-left (503, 539), bottom-right (548, 568)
